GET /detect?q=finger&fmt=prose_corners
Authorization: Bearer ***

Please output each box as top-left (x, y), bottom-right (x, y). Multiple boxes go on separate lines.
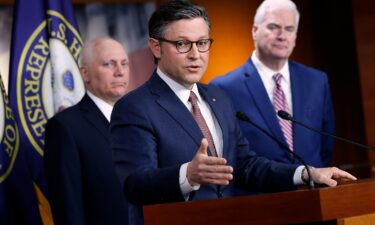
top-left (312, 169), bottom-right (337, 187)
top-left (321, 176), bottom-right (338, 187)
top-left (202, 156), bottom-right (228, 165)
top-left (201, 172), bottom-right (233, 181)
top-left (338, 172), bottom-right (357, 181)
top-left (202, 178), bottom-right (232, 186)
top-left (197, 138), bottom-right (209, 155)
top-left (199, 164), bottom-right (233, 173)
top-left (331, 167), bottom-right (357, 181)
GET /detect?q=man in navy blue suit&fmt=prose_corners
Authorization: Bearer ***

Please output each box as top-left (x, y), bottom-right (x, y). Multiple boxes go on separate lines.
top-left (44, 38), bottom-right (130, 225)
top-left (211, 0), bottom-right (335, 167)
top-left (111, 1), bottom-right (355, 224)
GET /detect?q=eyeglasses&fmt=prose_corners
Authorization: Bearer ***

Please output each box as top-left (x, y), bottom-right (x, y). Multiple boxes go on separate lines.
top-left (157, 38), bottom-right (213, 53)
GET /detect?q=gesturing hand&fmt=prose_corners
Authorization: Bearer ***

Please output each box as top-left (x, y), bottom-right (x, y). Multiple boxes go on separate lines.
top-left (308, 167), bottom-right (357, 187)
top-left (187, 139), bottom-right (233, 186)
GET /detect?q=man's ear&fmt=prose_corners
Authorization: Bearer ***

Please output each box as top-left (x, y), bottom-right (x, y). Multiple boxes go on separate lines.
top-left (80, 65), bottom-right (89, 83)
top-left (148, 38), bottom-right (161, 59)
top-left (252, 24), bottom-right (258, 41)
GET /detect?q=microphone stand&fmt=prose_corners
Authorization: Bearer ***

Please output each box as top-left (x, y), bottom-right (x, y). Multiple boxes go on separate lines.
top-left (236, 112), bottom-right (315, 190)
top-left (277, 110), bottom-right (375, 151)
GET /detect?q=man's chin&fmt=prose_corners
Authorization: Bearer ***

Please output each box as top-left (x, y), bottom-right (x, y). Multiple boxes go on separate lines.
top-left (269, 53), bottom-right (289, 61)
top-left (111, 89), bottom-right (127, 97)
top-left (187, 76), bottom-right (203, 85)
top-left (271, 50), bottom-right (292, 59)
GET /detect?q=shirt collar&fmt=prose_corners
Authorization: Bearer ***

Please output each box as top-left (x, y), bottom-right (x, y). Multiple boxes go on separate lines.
top-left (251, 51), bottom-right (290, 83)
top-left (157, 67), bottom-right (201, 104)
top-left (86, 91), bottom-right (113, 122)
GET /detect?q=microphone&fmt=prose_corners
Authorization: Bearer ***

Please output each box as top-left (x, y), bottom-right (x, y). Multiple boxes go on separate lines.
top-left (236, 112), bottom-right (315, 189)
top-left (277, 110), bottom-right (375, 151)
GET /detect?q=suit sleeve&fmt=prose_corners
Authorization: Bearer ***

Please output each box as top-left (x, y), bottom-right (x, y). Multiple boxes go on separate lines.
top-left (321, 74), bottom-right (335, 165)
top-left (111, 98), bottom-right (184, 206)
top-left (44, 118), bottom-right (85, 225)
top-left (215, 90), bottom-right (298, 192)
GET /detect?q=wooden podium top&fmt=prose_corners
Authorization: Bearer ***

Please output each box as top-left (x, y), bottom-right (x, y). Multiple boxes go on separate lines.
top-left (143, 179), bottom-right (375, 225)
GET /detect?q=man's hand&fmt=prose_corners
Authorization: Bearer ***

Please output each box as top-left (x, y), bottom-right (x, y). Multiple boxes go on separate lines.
top-left (187, 139), bottom-right (233, 186)
top-left (306, 167), bottom-right (357, 187)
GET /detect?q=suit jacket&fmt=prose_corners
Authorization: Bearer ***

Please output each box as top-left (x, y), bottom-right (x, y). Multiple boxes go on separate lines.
top-left (44, 94), bottom-right (128, 225)
top-left (210, 58), bottom-right (335, 167)
top-left (111, 72), bottom-right (299, 224)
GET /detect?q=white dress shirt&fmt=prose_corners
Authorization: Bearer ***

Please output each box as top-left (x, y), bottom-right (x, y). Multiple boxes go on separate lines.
top-left (251, 51), bottom-right (293, 115)
top-left (87, 91), bottom-right (113, 122)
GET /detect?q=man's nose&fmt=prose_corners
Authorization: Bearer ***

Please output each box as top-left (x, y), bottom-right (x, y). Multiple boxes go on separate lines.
top-left (277, 29), bottom-right (287, 40)
top-left (114, 63), bottom-right (128, 76)
top-left (187, 43), bottom-right (200, 58)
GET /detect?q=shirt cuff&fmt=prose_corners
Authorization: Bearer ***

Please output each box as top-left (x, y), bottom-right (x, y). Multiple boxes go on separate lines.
top-left (179, 162), bottom-right (200, 200)
top-left (293, 165), bottom-right (305, 185)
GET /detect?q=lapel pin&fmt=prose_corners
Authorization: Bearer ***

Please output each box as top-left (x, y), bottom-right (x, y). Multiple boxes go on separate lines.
top-left (212, 98), bottom-right (216, 102)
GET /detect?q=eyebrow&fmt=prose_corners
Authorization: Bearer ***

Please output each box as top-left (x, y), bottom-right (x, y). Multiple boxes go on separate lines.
top-left (267, 22), bottom-right (295, 28)
top-left (105, 58), bottom-right (128, 62)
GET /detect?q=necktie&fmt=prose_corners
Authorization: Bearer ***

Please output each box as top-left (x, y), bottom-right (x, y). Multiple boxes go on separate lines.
top-left (188, 91), bottom-right (218, 157)
top-left (273, 73), bottom-right (294, 151)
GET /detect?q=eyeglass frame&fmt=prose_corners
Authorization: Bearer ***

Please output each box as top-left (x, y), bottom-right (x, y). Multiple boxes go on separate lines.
top-left (156, 37), bottom-right (214, 53)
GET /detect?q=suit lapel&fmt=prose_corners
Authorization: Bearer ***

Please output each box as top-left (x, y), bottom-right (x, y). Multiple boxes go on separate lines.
top-left (79, 94), bottom-right (110, 142)
top-left (244, 59), bottom-right (287, 145)
top-left (198, 85), bottom-right (230, 159)
top-left (289, 62), bottom-right (305, 152)
top-left (149, 74), bottom-right (203, 147)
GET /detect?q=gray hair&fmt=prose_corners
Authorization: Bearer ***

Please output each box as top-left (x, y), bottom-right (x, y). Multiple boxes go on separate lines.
top-left (254, 0), bottom-right (300, 27)
top-left (79, 37), bottom-right (124, 67)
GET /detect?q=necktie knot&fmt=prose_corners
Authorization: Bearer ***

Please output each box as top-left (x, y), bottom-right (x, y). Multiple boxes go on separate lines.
top-left (273, 73), bottom-right (282, 86)
top-left (188, 91), bottom-right (198, 105)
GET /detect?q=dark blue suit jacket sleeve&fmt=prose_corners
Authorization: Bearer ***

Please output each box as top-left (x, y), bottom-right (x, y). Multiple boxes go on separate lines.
top-left (111, 96), bottom-right (184, 205)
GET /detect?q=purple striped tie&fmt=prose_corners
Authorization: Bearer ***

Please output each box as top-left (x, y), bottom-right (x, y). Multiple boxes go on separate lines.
top-left (189, 91), bottom-right (218, 157)
top-left (273, 73), bottom-right (294, 151)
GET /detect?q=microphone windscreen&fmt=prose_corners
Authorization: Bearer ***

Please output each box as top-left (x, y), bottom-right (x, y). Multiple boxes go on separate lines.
top-left (277, 110), bottom-right (292, 120)
top-left (236, 112), bottom-right (249, 121)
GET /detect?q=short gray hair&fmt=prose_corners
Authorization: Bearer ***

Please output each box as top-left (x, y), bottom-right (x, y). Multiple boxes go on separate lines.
top-left (254, 0), bottom-right (300, 27)
top-left (80, 37), bottom-right (124, 67)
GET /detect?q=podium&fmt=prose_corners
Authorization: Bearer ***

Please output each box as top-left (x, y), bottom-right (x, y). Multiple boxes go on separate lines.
top-left (143, 179), bottom-right (375, 225)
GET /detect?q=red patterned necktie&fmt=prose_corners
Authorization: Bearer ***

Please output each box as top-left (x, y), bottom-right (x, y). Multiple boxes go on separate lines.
top-left (273, 73), bottom-right (294, 151)
top-left (189, 91), bottom-right (218, 157)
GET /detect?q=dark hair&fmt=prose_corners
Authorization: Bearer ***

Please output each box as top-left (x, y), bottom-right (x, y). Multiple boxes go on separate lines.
top-left (149, 0), bottom-right (211, 39)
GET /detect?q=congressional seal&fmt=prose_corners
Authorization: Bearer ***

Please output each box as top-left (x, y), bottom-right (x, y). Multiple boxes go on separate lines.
top-left (0, 77), bottom-right (20, 183)
top-left (15, 10), bottom-right (85, 156)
